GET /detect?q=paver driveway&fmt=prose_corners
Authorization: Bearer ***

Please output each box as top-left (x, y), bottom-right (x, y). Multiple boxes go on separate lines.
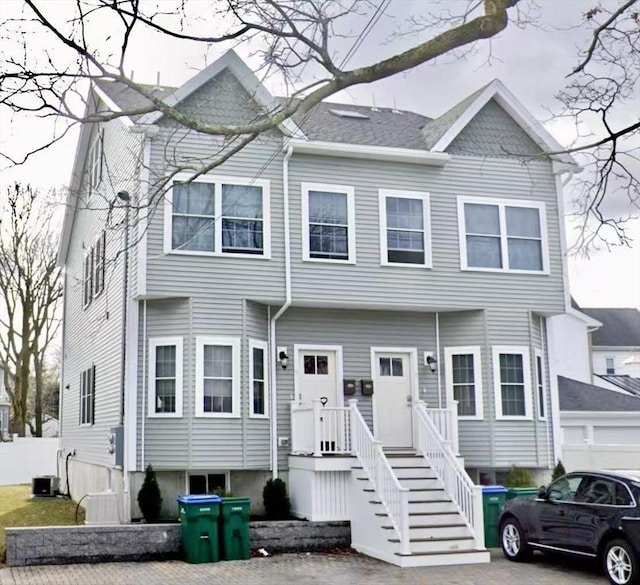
top-left (0, 551), bottom-right (604, 585)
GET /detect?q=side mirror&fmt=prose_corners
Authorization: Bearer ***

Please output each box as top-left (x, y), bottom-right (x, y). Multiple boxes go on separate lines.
top-left (537, 486), bottom-right (548, 499)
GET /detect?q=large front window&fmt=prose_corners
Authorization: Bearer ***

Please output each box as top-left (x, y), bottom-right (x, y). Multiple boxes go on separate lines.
top-left (445, 346), bottom-right (483, 419)
top-left (379, 190), bottom-right (431, 266)
top-left (493, 346), bottom-right (532, 419)
top-left (196, 337), bottom-right (240, 417)
top-left (458, 197), bottom-right (548, 272)
top-left (148, 337), bottom-right (183, 417)
top-left (167, 175), bottom-right (270, 256)
top-left (302, 183), bottom-right (355, 263)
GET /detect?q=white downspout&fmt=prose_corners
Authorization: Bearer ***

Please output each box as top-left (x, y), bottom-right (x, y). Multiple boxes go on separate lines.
top-left (269, 144), bottom-right (294, 479)
top-left (435, 312), bottom-right (442, 408)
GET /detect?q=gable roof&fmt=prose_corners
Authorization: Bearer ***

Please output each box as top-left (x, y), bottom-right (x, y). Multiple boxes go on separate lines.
top-left (558, 376), bottom-right (640, 411)
top-left (595, 375), bottom-right (640, 397)
top-left (580, 308), bottom-right (640, 347)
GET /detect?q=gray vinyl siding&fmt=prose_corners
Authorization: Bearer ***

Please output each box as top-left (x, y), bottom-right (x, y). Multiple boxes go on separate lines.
top-left (274, 307), bottom-right (438, 472)
top-left (448, 99), bottom-right (543, 157)
top-left (288, 154), bottom-right (564, 314)
top-left (61, 112), bottom-right (142, 466)
top-left (139, 297), bottom-right (271, 471)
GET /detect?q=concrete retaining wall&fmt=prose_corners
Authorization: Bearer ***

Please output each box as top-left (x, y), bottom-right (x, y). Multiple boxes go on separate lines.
top-left (6, 520), bottom-right (351, 566)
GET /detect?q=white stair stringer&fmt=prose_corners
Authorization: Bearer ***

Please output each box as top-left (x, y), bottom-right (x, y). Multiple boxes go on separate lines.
top-left (349, 454), bottom-right (491, 568)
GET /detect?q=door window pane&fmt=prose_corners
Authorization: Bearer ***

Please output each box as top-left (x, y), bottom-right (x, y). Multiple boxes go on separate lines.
top-left (304, 355), bottom-right (316, 374)
top-left (391, 358), bottom-right (404, 376)
top-left (380, 357), bottom-right (404, 377)
top-left (304, 355), bottom-right (329, 375)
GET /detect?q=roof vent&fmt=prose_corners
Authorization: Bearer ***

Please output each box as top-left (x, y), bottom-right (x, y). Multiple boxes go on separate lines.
top-left (328, 108), bottom-right (369, 120)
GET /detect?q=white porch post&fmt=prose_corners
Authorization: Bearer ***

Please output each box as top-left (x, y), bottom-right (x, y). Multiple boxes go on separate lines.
top-left (312, 398), bottom-right (322, 457)
top-left (473, 484), bottom-right (485, 549)
top-left (290, 401), bottom-right (297, 455)
top-left (451, 400), bottom-right (460, 456)
top-left (348, 399), bottom-right (358, 456)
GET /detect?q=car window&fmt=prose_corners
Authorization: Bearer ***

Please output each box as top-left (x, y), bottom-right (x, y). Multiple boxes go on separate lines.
top-left (548, 475), bottom-right (584, 502)
top-left (614, 482), bottom-right (633, 506)
top-left (578, 477), bottom-right (616, 505)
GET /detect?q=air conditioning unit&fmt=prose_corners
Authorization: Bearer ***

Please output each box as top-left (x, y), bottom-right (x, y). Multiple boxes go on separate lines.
top-left (31, 476), bottom-right (59, 497)
top-left (84, 491), bottom-right (121, 525)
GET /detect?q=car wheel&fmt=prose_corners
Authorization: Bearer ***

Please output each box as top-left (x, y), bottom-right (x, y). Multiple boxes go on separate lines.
top-left (500, 517), bottom-right (532, 562)
top-left (604, 539), bottom-right (639, 585)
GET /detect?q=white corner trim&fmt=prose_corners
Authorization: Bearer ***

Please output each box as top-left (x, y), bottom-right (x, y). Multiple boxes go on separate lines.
top-left (136, 136), bottom-right (151, 297)
top-left (301, 182), bottom-right (356, 264)
top-left (124, 299), bottom-right (139, 471)
top-left (443, 346), bottom-right (484, 420)
top-left (249, 339), bottom-right (269, 419)
top-left (138, 49), bottom-right (305, 139)
top-left (492, 345), bottom-right (533, 421)
top-left (288, 139), bottom-right (450, 166)
top-left (293, 344), bottom-right (344, 408)
top-left (545, 320), bottom-right (563, 463)
top-left (92, 82), bottom-right (134, 128)
top-left (195, 336), bottom-right (241, 418)
top-left (456, 195), bottom-right (550, 274)
top-left (163, 173), bottom-right (271, 258)
top-left (431, 79), bottom-right (578, 168)
top-left (534, 349), bottom-right (547, 422)
top-left (378, 189), bottom-right (432, 268)
top-left (147, 337), bottom-right (184, 418)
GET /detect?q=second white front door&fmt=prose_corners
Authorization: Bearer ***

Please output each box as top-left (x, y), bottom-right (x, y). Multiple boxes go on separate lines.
top-left (296, 349), bottom-right (339, 407)
top-left (373, 351), bottom-right (414, 448)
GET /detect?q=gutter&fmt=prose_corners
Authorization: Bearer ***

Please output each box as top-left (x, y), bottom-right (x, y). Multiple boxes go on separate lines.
top-left (269, 143), bottom-right (294, 479)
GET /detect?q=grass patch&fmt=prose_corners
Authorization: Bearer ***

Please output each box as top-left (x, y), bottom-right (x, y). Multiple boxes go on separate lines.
top-left (0, 484), bottom-right (84, 565)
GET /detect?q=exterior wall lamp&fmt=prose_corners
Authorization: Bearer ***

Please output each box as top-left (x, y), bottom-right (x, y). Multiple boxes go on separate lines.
top-left (278, 349), bottom-right (289, 369)
top-left (425, 352), bottom-right (438, 373)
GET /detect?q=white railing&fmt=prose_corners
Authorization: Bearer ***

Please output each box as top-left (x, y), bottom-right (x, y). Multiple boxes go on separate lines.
top-left (414, 401), bottom-right (484, 549)
top-left (422, 401), bottom-right (460, 455)
top-left (348, 399), bottom-right (411, 555)
top-left (290, 400), bottom-right (352, 456)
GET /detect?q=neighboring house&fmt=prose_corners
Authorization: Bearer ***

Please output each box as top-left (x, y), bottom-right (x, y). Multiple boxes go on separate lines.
top-left (25, 418), bottom-right (60, 438)
top-left (57, 50), bottom-right (579, 566)
top-left (580, 307), bottom-right (640, 382)
top-left (558, 376), bottom-right (640, 472)
top-left (0, 372), bottom-right (10, 439)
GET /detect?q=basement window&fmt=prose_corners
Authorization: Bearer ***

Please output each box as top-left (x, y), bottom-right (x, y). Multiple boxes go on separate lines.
top-left (189, 473), bottom-right (228, 495)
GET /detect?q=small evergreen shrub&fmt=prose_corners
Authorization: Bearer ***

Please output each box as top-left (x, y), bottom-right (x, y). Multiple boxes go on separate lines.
top-left (504, 465), bottom-right (534, 488)
top-left (551, 460), bottom-right (566, 481)
top-left (263, 478), bottom-right (291, 520)
top-left (137, 464), bottom-right (162, 523)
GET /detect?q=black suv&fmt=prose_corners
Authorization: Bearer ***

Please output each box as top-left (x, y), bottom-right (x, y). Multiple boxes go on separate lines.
top-left (499, 470), bottom-right (640, 585)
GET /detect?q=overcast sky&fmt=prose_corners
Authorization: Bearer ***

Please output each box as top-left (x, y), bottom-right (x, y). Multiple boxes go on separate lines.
top-left (1, 0), bottom-right (638, 308)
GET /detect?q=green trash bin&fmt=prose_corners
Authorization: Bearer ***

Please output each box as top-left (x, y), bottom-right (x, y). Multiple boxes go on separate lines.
top-left (505, 487), bottom-right (539, 501)
top-left (177, 494), bottom-right (221, 564)
top-left (482, 485), bottom-right (507, 548)
top-left (219, 497), bottom-right (251, 560)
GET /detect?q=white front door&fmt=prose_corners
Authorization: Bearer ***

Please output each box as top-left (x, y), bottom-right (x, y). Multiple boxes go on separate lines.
top-left (373, 351), bottom-right (414, 448)
top-left (296, 349), bottom-right (339, 407)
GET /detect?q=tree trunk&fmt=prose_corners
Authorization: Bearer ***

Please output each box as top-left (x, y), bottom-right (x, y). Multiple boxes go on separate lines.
top-left (34, 353), bottom-right (43, 437)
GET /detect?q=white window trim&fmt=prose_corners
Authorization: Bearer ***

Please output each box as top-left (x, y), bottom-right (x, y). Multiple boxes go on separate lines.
top-left (195, 336), bottom-right (241, 418)
top-left (378, 189), bottom-right (432, 268)
top-left (534, 349), bottom-right (547, 421)
top-left (93, 231), bottom-right (106, 299)
top-left (249, 339), bottom-right (269, 419)
top-left (148, 336), bottom-right (184, 418)
top-left (492, 345), bottom-right (533, 421)
top-left (82, 247), bottom-right (94, 309)
top-left (301, 182), bottom-right (356, 264)
top-left (457, 196), bottom-right (550, 274)
top-left (444, 346), bottom-right (484, 420)
top-left (163, 173), bottom-right (271, 259)
top-left (187, 470), bottom-right (231, 494)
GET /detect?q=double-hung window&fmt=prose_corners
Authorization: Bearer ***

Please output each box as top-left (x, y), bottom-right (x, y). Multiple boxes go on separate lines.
top-left (195, 337), bottom-right (240, 417)
top-left (605, 357), bottom-right (615, 375)
top-left (249, 340), bottom-right (268, 418)
top-left (88, 129), bottom-right (103, 195)
top-left (379, 190), bottom-right (431, 266)
top-left (458, 197), bottom-right (548, 273)
top-left (148, 337), bottom-right (183, 417)
top-left (535, 350), bottom-right (546, 420)
top-left (83, 250), bottom-right (94, 308)
top-left (444, 347), bottom-right (483, 419)
top-left (302, 183), bottom-right (356, 263)
top-left (492, 346), bottom-right (533, 420)
top-left (79, 366), bottom-right (95, 425)
top-left (166, 175), bottom-right (270, 257)
top-left (93, 231), bottom-right (106, 298)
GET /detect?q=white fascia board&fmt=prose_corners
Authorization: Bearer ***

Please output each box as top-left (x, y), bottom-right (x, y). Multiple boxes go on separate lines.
top-left (138, 49), bottom-right (305, 139)
top-left (566, 307), bottom-right (603, 330)
top-left (431, 79), bottom-right (579, 169)
top-left (92, 83), bottom-right (134, 128)
top-left (288, 139), bottom-right (450, 166)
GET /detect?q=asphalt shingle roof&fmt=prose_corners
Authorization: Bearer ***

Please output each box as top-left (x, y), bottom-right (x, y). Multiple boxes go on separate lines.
top-left (596, 374), bottom-right (640, 397)
top-left (580, 308), bottom-right (640, 347)
top-left (558, 376), bottom-right (640, 411)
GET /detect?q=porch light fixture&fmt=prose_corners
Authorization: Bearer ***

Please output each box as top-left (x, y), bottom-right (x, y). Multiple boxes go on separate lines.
top-left (426, 354), bottom-right (438, 373)
top-left (278, 350), bottom-right (289, 369)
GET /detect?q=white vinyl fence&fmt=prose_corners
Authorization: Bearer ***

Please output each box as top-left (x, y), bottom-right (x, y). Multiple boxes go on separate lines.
top-left (0, 436), bottom-right (58, 485)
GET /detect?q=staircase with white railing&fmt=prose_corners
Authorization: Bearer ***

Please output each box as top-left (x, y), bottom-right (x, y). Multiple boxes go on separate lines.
top-left (347, 399), bottom-right (490, 567)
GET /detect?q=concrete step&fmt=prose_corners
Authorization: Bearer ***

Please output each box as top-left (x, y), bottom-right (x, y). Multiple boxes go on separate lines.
top-left (394, 549), bottom-right (490, 568)
top-left (383, 524), bottom-right (471, 539)
top-left (390, 535), bottom-right (476, 554)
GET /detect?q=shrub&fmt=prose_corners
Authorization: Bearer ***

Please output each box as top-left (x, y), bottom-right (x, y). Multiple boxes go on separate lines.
top-left (551, 460), bottom-right (566, 481)
top-left (263, 478), bottom-right (291, 520)
top-left (137, 464), bottom-right (162, 523)
top-left (504, 465), bottom-right (534, 488)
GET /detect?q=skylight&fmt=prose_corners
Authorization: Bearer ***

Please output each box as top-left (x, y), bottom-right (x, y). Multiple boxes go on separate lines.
top-left (328, 108), bottom-right (369, 120)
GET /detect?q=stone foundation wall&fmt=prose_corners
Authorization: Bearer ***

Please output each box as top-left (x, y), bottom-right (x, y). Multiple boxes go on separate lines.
top-left (6, 520), bottom-right (351, 566)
